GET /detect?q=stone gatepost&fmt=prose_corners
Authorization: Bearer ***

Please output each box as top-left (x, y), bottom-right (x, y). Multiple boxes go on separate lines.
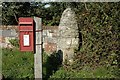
top-left (57, 8), bottom-right (79, 63)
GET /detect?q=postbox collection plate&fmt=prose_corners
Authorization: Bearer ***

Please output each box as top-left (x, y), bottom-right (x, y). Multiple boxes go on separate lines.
top-left (23, 34), bottom-right (30, 46)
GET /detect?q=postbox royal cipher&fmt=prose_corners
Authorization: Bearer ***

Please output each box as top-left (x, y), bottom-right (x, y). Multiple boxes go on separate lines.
top-left (19, 17), bottom-right (34, 52)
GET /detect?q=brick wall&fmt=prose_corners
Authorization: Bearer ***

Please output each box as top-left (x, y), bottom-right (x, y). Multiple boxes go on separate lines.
top-left (44, 42), bottom-right (57, 53)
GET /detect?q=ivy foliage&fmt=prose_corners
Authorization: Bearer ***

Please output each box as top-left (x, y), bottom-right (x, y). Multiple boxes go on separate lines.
top-left (9, 38), bottom-right (19, 48)
top-left (63, 2), bottom-right (120, 77)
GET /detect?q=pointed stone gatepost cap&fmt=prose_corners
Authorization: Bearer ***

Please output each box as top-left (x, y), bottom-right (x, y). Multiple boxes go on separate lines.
top-left (58, 8), bottom-right (78, 38)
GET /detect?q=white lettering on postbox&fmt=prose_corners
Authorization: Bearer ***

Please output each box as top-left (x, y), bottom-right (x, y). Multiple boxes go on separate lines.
top-left (23, 35), bottom-right (30, 46)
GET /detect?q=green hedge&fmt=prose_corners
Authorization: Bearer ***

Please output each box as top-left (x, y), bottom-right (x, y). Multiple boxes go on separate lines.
top-left (49, 66), bottom-right (118, 79)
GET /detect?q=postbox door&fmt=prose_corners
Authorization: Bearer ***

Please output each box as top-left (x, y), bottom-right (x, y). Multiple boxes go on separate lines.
top-left (20, 31), bottom-right (34, 51)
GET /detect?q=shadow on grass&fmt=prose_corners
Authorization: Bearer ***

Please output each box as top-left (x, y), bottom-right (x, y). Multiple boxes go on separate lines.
top-left (43, 50), bottom-right (63, 80)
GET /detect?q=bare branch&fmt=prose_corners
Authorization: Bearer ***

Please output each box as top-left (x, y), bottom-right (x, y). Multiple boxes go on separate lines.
top-left (13, 12), bottom-right (18, 23)
top-left (84, 3), bottom-right (88, 11)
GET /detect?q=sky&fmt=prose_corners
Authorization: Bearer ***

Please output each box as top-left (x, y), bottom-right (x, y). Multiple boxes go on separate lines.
top-left (44, 4), bottom-right (51, 8)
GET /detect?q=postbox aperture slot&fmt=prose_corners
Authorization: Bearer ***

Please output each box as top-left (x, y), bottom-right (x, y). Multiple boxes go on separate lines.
top-left (20, 24), bottom-right (32, 26)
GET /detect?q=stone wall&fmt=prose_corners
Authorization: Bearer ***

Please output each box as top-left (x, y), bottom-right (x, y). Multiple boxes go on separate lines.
top-left (0, 25), bottom-right (58, 53)
top-left (0, 25), bottom-right (18, 48)
top-left (43, 26), bottom-right (58, 53)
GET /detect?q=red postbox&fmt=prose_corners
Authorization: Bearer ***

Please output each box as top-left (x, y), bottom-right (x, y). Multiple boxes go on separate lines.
top-left (19, 17), bottom-right (34, 52)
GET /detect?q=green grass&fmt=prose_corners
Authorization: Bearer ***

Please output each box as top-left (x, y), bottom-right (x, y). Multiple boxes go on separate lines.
top-left (2, 48), bottom-right (62, 79)
top-left (2, 48), bottom-right (34, 79)
top-left (0, 48), bottom-right (2, 74)
top-left (42, 51), bottom-right (62, 80)
top-left (2, 48), bottom-right (119, 79)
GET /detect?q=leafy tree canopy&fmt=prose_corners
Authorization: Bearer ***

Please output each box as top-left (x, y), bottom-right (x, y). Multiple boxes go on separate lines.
top-left (2, 2), bottom-right (67, 25)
